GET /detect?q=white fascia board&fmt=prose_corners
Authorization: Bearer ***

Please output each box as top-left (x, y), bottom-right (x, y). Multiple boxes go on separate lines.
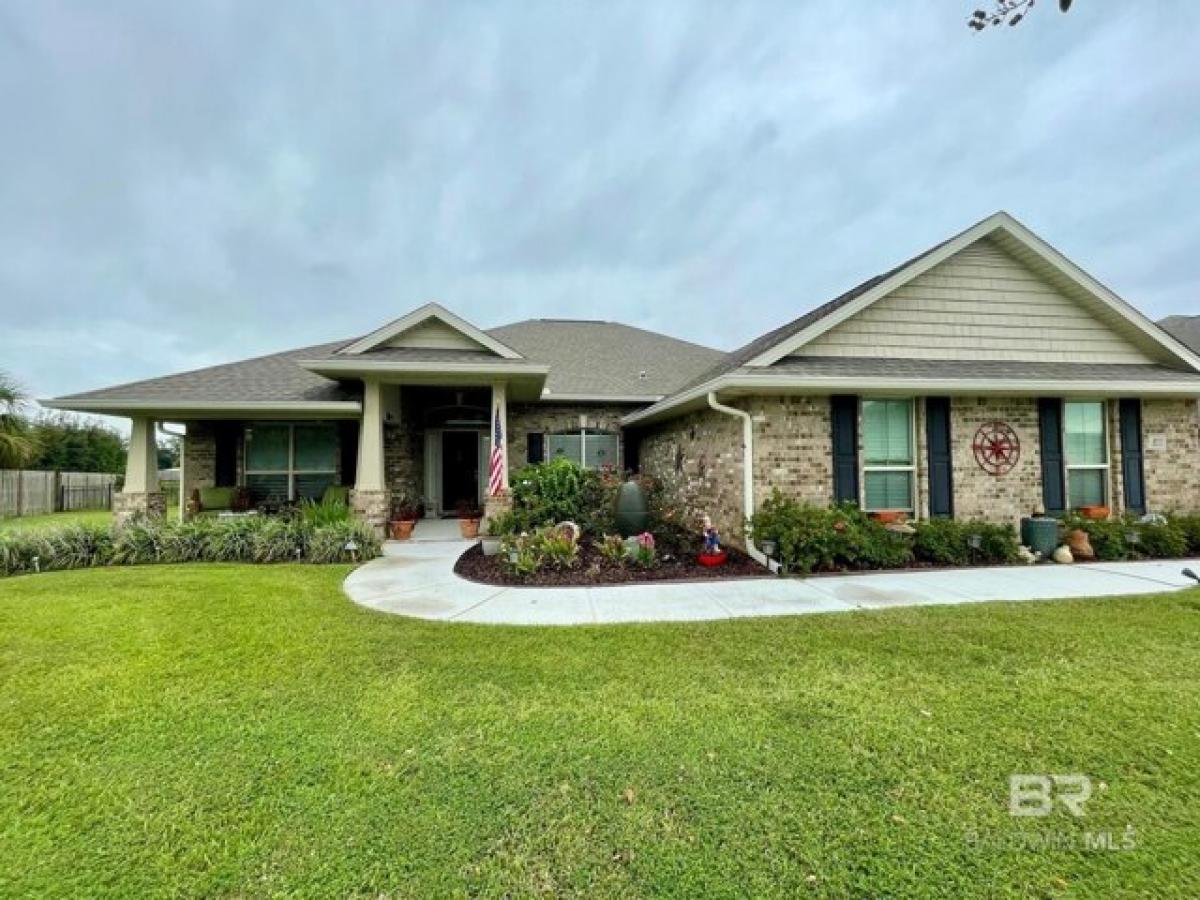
top-left (337, 302), bottom-right (524, 359)
top-left (724, 373), bottom-right (1200, 397)
top-left (540, 392), bottom-right (664, 403)
top-left (743, 211), bottom-right (1200, 373)
top-left (39, 399), bottom-right (363, 415)
top-left (621, 370), bottom-right (1200, 427)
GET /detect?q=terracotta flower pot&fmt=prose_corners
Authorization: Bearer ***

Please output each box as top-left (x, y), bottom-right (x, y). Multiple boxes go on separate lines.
top-left (1067, 528), bottom-right (1095, 560)
top-left (1078, 505), bottom-right (1111, 521)
top-left (389, 519), bottom-right (416, 540)
top-left (459, 518), bottom-right (481, 539)
top-left (870, 510), bottom-right (906, 525)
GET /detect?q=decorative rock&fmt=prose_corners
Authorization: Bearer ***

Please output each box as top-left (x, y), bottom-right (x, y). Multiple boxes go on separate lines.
top-left (1052, 545), bottom-right (1074, 564)
top-left (1016, 545), bottom-right (1037, 565)
top-left (1067, 528), bottom-right (1095, 561)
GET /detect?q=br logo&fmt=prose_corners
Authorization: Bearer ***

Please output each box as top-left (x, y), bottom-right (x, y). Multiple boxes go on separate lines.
top-left (1009, 774), bottom-right (1093, 817)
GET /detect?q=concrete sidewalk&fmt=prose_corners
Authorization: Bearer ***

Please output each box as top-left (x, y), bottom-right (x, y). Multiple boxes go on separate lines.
top-left (342, 537), bottom-right (1200, 626)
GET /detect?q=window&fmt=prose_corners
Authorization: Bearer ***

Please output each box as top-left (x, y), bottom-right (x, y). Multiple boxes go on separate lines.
top-left (862, 399), bottom-right (915, 512)
top-left (1064, 400), bottom-right (1108, 508)
top-left (245, 423), bottom-right (338, 503)
top-left (545, 429), bottom-right (619, 470)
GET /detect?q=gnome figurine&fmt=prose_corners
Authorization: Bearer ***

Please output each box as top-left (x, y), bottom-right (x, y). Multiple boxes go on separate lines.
top-left (701, 514), bottom-right (721, 556)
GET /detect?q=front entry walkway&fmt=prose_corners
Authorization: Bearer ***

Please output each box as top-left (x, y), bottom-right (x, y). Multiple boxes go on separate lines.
top-left (343, 538), bottom-right (1200, 626)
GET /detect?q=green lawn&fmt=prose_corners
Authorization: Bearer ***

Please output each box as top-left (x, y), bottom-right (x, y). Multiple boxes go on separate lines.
top-left (1, 566), bottom-right (1198, 897)
top-left (0, 508), bottom-right (114, 532)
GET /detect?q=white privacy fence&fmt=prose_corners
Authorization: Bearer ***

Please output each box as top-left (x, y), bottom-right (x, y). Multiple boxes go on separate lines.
top-left (0, 471), bottom-right (118, 518)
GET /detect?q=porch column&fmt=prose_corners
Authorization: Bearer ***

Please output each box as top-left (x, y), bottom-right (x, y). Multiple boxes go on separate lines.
top-left (351, 378), bottom-right (390, 532)
top-left (115, 416), bottom-right (165, 524)
top-left (484, 380), bottom-right (512, 524)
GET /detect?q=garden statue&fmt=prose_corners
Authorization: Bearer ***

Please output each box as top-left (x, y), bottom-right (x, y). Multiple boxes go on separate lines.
top-left (698, 514), bottom-right (727, 567)
top-left (701, 515), bottom-right (721, 555)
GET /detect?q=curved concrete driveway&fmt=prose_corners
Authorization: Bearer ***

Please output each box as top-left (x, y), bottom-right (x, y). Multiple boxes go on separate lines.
top-left (343, 538), bottom-right (1200, 626)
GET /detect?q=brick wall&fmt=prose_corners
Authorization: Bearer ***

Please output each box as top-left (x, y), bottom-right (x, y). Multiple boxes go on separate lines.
top-left (506, 403), bottom-right (629, 470)
top-left (947, 397), bottom-right (1044, 523)
top-left (750, 396), bottom-right (834, 509)
top-left (384, 417), bottom-right (424, 505)
top-left (637, 405), bottom-right (746, 544)
top-left (182, 422), bottom-right (217, 502)
top-left (1141, 398), bottom-right (1200, 512)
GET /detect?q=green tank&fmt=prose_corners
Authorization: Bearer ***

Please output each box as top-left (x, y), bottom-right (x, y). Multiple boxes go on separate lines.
top-left (1020, 516), bottom-right (1059, 557)
top-left (614, 480), bottom-right (650, 537)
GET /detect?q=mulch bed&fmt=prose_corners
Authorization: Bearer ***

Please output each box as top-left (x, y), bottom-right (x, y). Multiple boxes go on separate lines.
top-left (455, 539), bottom-right (769, 587)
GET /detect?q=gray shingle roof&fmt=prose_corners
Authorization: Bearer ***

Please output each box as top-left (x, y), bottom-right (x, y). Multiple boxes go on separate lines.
top-left (486, 320), bottom-right (724, 398)
top-left (47, 318), bottom-right (725, 409)
top-left (1160, 315), bottom-right (1200, 355)
top-left (53, 340), bottom-right (360, 404)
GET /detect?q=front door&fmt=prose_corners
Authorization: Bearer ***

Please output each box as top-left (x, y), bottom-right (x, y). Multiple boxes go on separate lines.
top-left (441, 431), bottom-right (479, 514)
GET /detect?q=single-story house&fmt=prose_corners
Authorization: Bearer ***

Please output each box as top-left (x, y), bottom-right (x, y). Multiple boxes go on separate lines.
top-left (45, 212), bottom-right (1200, 544)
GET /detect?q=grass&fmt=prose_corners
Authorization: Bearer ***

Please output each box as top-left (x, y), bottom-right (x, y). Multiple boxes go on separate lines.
top-left (0, 508), bottom-right (113, 532)
top-left (1, 566), bottom-right (1198, 897)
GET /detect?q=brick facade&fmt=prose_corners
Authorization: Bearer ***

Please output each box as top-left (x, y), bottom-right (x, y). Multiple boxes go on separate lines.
top-left (1142, 398), bottom-right (1200, 512)
top-left (947, 397), bottom-right (1044, 522)
top-left (637, 405), bottom-right (746, 543)
top-left (506, 403), bottom-right (628, 470)
top-left (639, 394), bottom-right (1200, 543)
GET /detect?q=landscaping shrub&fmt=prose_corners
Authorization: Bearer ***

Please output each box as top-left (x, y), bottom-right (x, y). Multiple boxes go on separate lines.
top-left (510, 458), bottom-right (609, 533)
top-left (0, 514), bottom-right (381, 578)
top-left (630, 532), bottom-right (657, 568)
top-left (1174, 514), bottom-right (1200, 556)
top-left (746, 493), bottom-right (913, 575)
top-left (300, 496), bottom-right (351, 526)
top-left (1134, 518), bottom-right (1188, 560)
top-left (598, 534), bottom-right (626, 566)
top-left (912, 519), bottom-right (1019, 567)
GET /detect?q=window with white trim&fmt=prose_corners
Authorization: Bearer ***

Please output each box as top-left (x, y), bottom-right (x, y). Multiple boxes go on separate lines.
top-left (546, 429), bottom-right (619, 470)
top-left (1064, 400), bottom-right (1108, 508)
top-left (244, 423), bottom-right (338, 503)
top-left (862, 398), bottom-right (915, 512)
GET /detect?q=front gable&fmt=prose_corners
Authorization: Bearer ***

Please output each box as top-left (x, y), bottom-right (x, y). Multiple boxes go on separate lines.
top-left (790, 237), bottom-right (1158, 364)
top-left (338, 302), bottom-right (523, 359)
top-left (745, 212), bottom-right (1200, 373)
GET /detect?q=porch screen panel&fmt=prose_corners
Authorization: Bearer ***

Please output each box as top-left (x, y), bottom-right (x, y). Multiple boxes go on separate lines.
top-left (584, 432), bottom-right (619, 470)
top-left (245, 424), bottom-right (290, 504)
top-left (547, 433), bottom-right (582, 463)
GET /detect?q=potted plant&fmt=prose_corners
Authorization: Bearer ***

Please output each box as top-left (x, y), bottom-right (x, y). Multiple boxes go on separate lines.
top-left (869, 510), bottom-right (907, 525)
top-left (1078, 505), bottom-right (1110, 521)
top-left (389, 497), bottom-right (419, 540)
top-left (481, 511), bottom-right (515, 556)
top-left (456, 499), bottom-right (482, 539)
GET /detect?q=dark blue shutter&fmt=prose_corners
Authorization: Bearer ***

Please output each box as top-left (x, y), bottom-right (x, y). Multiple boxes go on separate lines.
top-left (926, 397), bottom-right (954, 518)
top-left (830, 395), bottom-right (859, 505)
top-left (1119, 398), bottom-right (1145, 515)
top-left (215, 424), bottom-right (239, 487)
top-left (527, 432), bottom-right (544, 464)
top-left (1038, 398), bottom-right (1066, 516)
top-left (338, 420), bottom-right (359, 487)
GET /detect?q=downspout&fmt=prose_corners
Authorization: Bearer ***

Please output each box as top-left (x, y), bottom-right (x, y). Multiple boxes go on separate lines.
top-left (706, 392), bottom-right (770, 569)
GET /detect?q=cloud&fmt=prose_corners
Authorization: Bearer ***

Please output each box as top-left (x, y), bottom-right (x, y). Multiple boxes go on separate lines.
top-left (1, 0), bottom-right (1197, 401)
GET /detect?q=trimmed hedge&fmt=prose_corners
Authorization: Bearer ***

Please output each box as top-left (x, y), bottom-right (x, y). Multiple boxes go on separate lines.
top-left (1065, 514), bottom-right (1194, 562)
top-left (0, 515), bottom-right (381, 577)
top-left (746, 493), bottom-right (913, 575)
top-left (912, 518), bottom-right (1020, 567)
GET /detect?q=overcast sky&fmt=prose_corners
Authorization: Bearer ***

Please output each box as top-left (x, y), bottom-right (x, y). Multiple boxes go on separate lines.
top-left (3, 1), bottom-right (1199, 406)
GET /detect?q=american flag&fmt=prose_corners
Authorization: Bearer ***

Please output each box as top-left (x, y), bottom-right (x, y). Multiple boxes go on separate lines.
top-left (488, 400), bottom-right (505, 496)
